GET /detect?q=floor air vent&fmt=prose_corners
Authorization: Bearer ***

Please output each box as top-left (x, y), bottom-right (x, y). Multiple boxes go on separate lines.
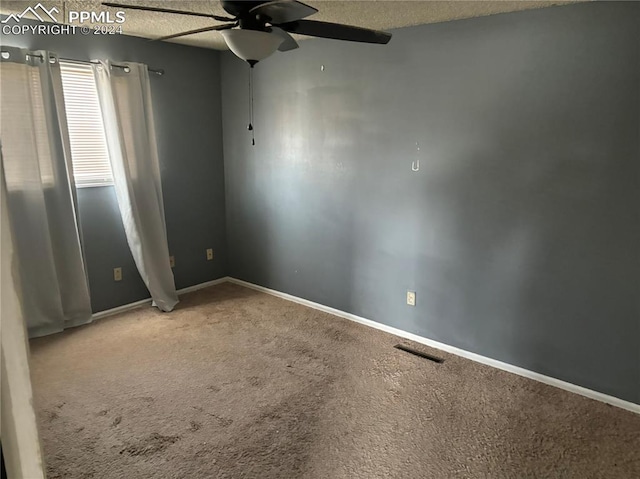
top-left (394, 344), bottom-right (444, 363)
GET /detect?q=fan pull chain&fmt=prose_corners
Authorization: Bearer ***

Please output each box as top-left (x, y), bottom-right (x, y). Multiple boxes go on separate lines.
top-left (247, 64), bottom-right (255, 146)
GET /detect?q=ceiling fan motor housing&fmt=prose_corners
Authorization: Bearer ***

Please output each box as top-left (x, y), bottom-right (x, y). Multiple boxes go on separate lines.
top-left (221, 0), bottom-right (267, 18)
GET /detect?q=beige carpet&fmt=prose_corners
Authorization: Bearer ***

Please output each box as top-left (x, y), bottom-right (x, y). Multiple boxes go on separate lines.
top-left (30, 283), bottom-right (640, 478)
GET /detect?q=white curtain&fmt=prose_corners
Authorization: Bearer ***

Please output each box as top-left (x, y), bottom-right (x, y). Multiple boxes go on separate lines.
top-left (93, 61), bottom-right (178, 312)
top-left (0, 47), bottom-right (92, 337)
top-left (1, 154), bottom-right (46, 479)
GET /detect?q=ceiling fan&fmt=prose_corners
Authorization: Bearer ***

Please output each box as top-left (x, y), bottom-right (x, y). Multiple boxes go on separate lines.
top-left (102, 0), bottom-right (393, 65)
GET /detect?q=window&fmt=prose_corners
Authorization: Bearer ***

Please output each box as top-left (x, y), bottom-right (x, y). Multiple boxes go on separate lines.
top-left (59, 61), bottom-right (113, 188)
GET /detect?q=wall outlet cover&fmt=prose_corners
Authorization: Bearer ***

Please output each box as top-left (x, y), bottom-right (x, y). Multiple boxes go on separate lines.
top-left (114, 267), bottom-right (122, 282)
top-left (169, 256), bottom-right (175, 268)
top-left (407, 291), bottom-right (416, 306)
top-left (206, 248), bottom-right (214, 260)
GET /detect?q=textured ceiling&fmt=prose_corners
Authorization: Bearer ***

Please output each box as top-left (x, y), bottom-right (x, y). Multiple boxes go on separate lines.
top-left (1, 1), bottom-right (580, 50)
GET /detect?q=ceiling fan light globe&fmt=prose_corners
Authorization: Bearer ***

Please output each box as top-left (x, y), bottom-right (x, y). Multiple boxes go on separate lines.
top-left (221, 29), bottom-right (284, 63)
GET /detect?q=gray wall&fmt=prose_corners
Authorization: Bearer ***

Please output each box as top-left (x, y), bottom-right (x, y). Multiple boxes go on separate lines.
top-left (221, 2), bottom-right (640, 403)
top-left (2, 22), bottom-right (228, 312)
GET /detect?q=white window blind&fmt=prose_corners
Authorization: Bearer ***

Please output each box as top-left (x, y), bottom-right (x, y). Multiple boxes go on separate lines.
top-left (59, 61), bottom-right (113, 188)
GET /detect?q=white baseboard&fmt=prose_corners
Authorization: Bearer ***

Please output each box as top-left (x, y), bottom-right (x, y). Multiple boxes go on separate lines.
top-left (91, 297), bottom-right (152, 320)
top-left (226, 277), bottom-right (640, 415)
top-left (177, 276), bottom-right (230, 295)
top-left (91, 276), bottom-right (231, 321)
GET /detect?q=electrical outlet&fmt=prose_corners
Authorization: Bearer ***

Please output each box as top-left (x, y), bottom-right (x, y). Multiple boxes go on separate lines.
top-left (169, 256), bottom-right (175, 268)
top-left (114, 267), bottom-right (122, 282)
top-left (407, 291), bottom-right (416, 306)
top-left (206, 248), bottom-right (214, 261)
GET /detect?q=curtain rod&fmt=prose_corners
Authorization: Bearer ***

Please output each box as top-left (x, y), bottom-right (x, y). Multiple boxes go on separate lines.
top-left (19, 52), bottom-right (164, 76)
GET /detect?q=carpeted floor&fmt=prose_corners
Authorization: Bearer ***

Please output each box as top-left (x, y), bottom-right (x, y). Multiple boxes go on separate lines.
top-left (30, 283), bottom-right (640, 478)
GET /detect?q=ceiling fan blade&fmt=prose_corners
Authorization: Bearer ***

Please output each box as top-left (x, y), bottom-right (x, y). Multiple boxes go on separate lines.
top-left (269, 27), bottom-right (299, 52)
top-left (153, 23), bottom-right (237, 42)
top-left (101, 2), bottom-right (235, 22)
top-left (279, 20), bottom-right (392, 44)
top-left (250, 0), bottom-right (317, 24)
